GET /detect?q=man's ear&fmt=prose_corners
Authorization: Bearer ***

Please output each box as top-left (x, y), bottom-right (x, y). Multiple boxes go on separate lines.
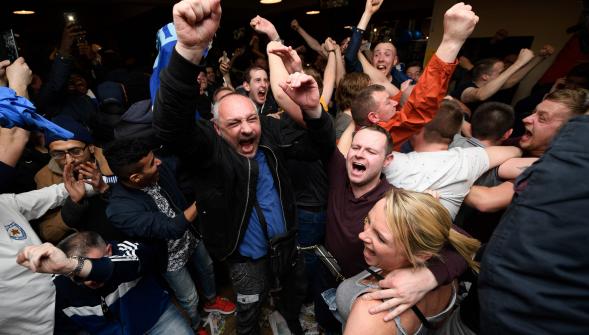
top-left (501, 128), bottom-right (514, 141)
top-left (243, 81), bottom-right (251, 92)
top-left (88, 145), bottom-right (95, 155)
top-left (129, 172), bottom-right (142, 184)
top-left (105, 244), bottom-right (113, 257)
top-left (367, 112), bottom-right (380, 124)
top-left (393, 55), bottom-right (399, 66)
top-left (213, 121), bottom-right (222, 137)
top-left (383, 153), bottom-right (394, 168)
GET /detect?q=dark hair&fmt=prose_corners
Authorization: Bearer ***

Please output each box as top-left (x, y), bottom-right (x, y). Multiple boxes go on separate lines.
top-left (57, 231), bottom-right (107, 257)
top-left (243, 66), bottom-right (266, 83)
top-left (351, 85), bottom-right (387, 126)
top-left (353, 124), bottom-right (394, 155)
top-left (423, 100), bottom-right (464, 144)
top-left (303, 67), bottom-right (323, 92)
top-left (104, 137), bottom-right (153, 180)
top-left (472, 58), bottom-right (502, 81)
top-left (406, 61), bottom-right (422, 70)
top-left (471, 102), bottom-right (514, 141)
top-left (336, 72), bottom-right (371, 111)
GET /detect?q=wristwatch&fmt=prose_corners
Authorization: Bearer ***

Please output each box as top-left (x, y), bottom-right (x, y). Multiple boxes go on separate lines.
top-left (67, 256), bottom-right (87, 279)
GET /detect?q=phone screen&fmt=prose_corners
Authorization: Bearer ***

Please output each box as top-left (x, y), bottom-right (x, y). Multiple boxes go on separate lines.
top-left (0, 30), bottom-right (19, 62)
top-left (64, 12), bottom-right (77, 24)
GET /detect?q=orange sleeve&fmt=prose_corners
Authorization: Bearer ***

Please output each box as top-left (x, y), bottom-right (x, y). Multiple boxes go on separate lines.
top-left (378, 54), bottom-right (458, 151)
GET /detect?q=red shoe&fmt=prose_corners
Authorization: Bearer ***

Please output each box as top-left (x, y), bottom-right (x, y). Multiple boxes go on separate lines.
top-left (195, 326), bottom-right (208, 335)
top-left (203, 296), bottom-right (236, 315)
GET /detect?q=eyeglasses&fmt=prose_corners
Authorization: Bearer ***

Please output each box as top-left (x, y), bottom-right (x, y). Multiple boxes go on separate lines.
top-left (49, 145), bottom-right (88, 159)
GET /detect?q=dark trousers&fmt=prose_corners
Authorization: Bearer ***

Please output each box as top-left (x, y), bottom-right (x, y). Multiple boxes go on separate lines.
top-left (313, 261), bottom-right (343, 333)
top-left (228, 253), bottom-right (307, 335)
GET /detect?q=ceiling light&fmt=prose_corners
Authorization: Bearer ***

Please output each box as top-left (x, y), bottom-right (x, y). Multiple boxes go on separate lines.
top-left (306, 10), bottom-right (320, 15)
top-left (260, 0), bottom-right (282, 4)
top-left (13, 10), bottom-right (35, 15)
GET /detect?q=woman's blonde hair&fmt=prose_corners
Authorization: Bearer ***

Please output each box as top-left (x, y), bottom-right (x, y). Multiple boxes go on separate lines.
top-left (383, 188), bottom-right (481, 272)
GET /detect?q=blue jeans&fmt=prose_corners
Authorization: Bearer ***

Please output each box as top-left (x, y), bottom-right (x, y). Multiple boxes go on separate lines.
top-left (146, 301), bottom-right (193, 335)
top-left (164, 240), bottom-right (216, 326)
top-left (297, 208), bottom-right (326, 297)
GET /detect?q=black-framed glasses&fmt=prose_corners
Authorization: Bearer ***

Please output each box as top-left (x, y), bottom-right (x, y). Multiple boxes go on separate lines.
top-left (49, 145), bottom-right (88, 159)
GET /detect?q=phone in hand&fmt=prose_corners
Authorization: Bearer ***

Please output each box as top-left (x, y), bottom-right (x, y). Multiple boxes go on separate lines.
top-left (0, 30), bottom-right (19, 63)
top-left (64, 12), bottom-right (77, 25)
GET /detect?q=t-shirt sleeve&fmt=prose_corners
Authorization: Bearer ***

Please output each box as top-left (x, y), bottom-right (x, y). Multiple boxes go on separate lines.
top-left (461, 147), bottom-right (490, 184)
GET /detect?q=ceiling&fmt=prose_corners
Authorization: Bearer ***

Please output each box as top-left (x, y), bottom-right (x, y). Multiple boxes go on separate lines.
top-left (1, 0), bottom-right (433, 70)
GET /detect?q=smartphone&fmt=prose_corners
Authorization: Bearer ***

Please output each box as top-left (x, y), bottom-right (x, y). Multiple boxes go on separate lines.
top-left (0, 30), bottom-right (19, 62)
top-left (64, 12), bottom-right (77, 25)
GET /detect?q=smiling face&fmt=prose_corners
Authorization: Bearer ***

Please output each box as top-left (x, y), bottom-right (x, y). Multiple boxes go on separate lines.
top-left (346, 128), bottom-right (392, 196)
top-left (371, 42), bottom-right (398, 78)
top-left (520, 99), bottom-right (571, 157)
top-left (214, 94), bottom-right (261, 158)
top-left (359, 198), bottom-right (409, 270)
top-left (244, 68), bottom-right (269, 105)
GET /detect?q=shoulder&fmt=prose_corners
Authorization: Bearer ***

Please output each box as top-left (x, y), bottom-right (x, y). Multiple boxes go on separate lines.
top-left (34, 165), bottom-right (60, 188)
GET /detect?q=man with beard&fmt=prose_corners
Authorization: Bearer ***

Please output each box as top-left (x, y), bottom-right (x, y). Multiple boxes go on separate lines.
top-left (34, 115), bottom-right (123, 244)
top-left (152, 0), bottom-right (335, 333)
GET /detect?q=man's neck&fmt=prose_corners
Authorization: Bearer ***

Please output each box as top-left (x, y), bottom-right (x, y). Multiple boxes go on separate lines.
top-left (351, 178), bottom-right (381, 199)
top-left (414, 142), bottom-right (448, 152)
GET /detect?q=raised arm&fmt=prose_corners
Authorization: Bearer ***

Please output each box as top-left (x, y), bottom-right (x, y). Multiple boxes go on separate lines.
top-left (344, 0), bottom-right (383, 73)
top-left (357, 51), bottom-right (400, 96)
top-left (267, 41), bottom-right (306, 125)
top-left (5, 58), bottom-right (33, 99)
top-left (378, 2), bottom-right (478, 149)
top-left (291, 19), bottom-right (325, 57)
top-left (503, 44), bottom-right (554, 89)
top-left (321, 37), bottom-right (338, 106)
top-left (460, 48), bottom-right (534, 103)
top-left (173, 0), bottom-right (221, 65)
top-left (153, 0), bottom-right (221, 159)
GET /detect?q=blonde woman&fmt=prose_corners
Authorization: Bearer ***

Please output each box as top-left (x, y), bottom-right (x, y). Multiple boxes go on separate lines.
top-left (336, 188), bottom-right (480, 334)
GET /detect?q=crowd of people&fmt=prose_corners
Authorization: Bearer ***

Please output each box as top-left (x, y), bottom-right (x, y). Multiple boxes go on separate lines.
top-left (1, 0), bottom-right (588, 334)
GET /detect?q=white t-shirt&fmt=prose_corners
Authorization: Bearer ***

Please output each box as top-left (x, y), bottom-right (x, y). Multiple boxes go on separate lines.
top-left (383, 147), bottom-right (489, 218)
top-left (0, 184), bottom-right (71, 334)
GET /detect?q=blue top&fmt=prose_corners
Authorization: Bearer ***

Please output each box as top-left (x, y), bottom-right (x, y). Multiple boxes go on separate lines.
top-left (238, 150), bottom-right (287, 259)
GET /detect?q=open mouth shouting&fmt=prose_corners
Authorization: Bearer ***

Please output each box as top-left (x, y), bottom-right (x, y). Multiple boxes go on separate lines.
top-left (238, 137), bottom-right (257, 156)
top-left (255, 89), bottom-right (267, 103)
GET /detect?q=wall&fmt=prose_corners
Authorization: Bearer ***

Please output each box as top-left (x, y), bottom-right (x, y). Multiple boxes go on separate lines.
top-left (424, 0), bottom-right (583, 102)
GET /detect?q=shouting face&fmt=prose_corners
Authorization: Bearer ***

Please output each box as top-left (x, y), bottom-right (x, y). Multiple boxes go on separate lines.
top-left (520, 99), bottom-right (572, 157)
top-left (214, 94), bottom-right (261, 158)
top-left (244, 68), bottom-right (269, 106)
top-left (346, 128), bottom-right (392, 196)
top-left (371, 42), bottom-right (397, 78)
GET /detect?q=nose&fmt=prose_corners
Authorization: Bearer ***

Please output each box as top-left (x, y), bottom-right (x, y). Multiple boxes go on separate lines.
top-left (358, 230), bottom-right (370, 243)
top-left (523, 113), bottom-right (534, 125)
top-left (65, 153), bottom-right (75, 165)
top-left (241, 120), bottom-right (253, 135)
